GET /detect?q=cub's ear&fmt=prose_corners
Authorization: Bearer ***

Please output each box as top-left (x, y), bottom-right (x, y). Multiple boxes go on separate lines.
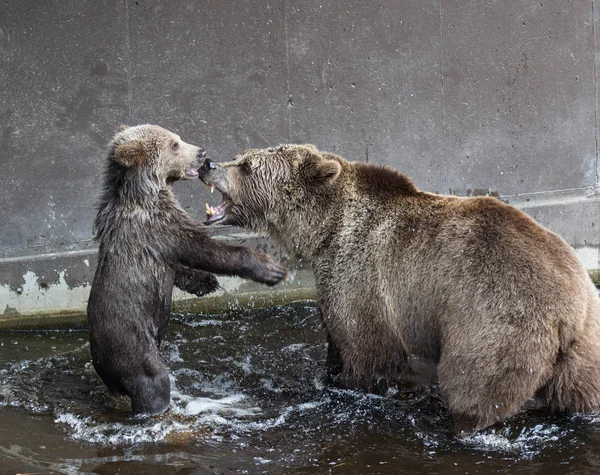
top-left (118, 124), bottom-right (130, 132)
top-left (300, 150), bottom-right (342, 184)
top-left (114, 141), bottom-right (147, 167)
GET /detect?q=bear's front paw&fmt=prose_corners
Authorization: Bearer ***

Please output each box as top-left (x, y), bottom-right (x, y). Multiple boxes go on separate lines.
top-left (251, 253), bottom-right (288, 286)
top-left (174, 267), bottom-right (220, 297)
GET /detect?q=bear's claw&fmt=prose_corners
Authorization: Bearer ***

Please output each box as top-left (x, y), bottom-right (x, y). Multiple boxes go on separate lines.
top-left (252, 254), bottom-right (288, 286)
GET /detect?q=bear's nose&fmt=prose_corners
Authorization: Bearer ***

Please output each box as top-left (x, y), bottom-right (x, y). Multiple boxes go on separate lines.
top-left (201, 158), bottom-right (216, 171)
top-left (197, 148), bottom-right (207, 159)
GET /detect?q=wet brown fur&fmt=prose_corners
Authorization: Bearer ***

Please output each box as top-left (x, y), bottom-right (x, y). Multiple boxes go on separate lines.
top-left (199, 144), bottom-right (600, 433)
top-left (87, 125), bottom-right (287, 416)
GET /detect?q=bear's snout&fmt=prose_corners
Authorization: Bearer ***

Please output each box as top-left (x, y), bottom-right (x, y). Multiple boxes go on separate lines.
top-left (201, 158), bottom-right (217, 172)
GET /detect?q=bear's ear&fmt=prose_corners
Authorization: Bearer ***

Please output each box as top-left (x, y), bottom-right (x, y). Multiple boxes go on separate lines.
top-left (114, 141), bottom-right (147, 167)
top-left (118, 124), bottom-right (130, 132)
top-left (300, 150), bottom-right (342, 184)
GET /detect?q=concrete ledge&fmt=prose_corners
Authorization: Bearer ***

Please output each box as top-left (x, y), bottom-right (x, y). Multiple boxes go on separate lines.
top-left (0, 309), bottom-right (90, 331)
top-left (0, 285), bottom-right (318, 331)
top-left (0, 228), bottom-right (316, 330)
top-left (1, 196), bottom-right (600, 330)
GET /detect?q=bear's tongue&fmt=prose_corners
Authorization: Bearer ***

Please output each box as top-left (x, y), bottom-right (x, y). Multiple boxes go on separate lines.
top-left (185, 165), bottom-right (199, 177)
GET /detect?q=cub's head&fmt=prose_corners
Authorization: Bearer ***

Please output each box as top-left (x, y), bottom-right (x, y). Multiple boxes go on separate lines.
top-left (108, 124), bottom-right (206, 185)
top-left (199, 144), bottom-right (342, 230)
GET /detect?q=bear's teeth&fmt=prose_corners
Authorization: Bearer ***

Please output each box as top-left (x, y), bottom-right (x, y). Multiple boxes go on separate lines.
top-left (205, 203), bottom-right (217, 216)
top-left (211, 185), bottom-right (215, 193)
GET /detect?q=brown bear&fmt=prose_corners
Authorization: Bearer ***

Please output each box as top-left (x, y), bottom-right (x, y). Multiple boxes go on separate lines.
top-left (198, 144), bottom-right (600, 434)
top-left (87, 125), bottom-right (287, 416)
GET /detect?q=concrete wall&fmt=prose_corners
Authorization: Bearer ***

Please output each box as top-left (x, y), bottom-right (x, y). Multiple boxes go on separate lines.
top-left (1, 0), bottom-right (600, 323)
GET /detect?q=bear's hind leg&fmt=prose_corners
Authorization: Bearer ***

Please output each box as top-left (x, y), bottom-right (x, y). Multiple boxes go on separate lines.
top-left (441, 367), bottom-right (541, 434)
top-left (325, 335), bottom-right (343, 376)
top-left (541, 330), bottom-right (600, 414)
top-left (323, 313), bottom-right (344, 381)
top-left (438, 333), bottom-right (553, 435)
top-left (127, 356), bottom-right (171, 416)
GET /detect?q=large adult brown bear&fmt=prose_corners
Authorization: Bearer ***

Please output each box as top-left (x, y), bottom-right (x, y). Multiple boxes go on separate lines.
top-left (87, 125), bottom-right (287, 416)
top-left (199, 144), bottom-right (600, 434)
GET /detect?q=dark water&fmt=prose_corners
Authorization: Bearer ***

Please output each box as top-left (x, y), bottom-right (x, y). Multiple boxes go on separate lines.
top-left (2, 301), bottom-right (600, 474)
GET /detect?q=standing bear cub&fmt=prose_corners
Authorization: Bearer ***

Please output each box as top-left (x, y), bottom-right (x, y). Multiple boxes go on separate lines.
top-left (87, 125), bottom-right (287, 416)
top-left (199, 144), bottom-right (600, 434)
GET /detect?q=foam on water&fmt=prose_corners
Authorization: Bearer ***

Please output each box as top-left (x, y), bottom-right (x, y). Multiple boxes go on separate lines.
top-left (459, 423), bottom-right (572, 458)
top-left (175, 394), bottom-right (257, 417)
top-left (54, 412), bottom-right (190, 445)
top-left (183, 318), bottom-right (230, 328)
top-left (281, 343), bottom-right (308, 353)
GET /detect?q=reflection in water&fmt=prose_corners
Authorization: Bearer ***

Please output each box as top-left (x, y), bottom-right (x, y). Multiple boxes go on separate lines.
top-left (1, 301), bottom-right (599, 473)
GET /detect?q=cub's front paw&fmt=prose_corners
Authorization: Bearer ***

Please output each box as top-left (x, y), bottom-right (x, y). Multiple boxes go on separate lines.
top-left (252, 253), bottom-right (288, 286)
top-left (174, 267), bottom-right (220, 297)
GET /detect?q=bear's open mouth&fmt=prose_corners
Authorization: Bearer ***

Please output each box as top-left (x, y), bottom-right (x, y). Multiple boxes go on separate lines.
top-left (185, 165), bottom-right (199, 178)
top-left (204, 188), bottom-right (231, 225)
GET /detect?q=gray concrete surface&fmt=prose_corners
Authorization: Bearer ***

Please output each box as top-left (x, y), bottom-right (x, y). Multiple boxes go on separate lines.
top-left (1, 1), bottom-right (600, 324)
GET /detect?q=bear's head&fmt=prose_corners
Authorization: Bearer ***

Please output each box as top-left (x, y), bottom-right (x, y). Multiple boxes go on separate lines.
top-left (199, 144), bottom-right (342, 232)
top-left (108, 124), bottom-right (206, 185)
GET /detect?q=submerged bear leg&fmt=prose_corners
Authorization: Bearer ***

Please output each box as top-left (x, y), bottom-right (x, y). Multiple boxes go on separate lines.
top-left (127, 355), bottom-right (171, 416)
top-left (438, 328), bottom-right (554, 434)
top-left (325, 331), bottom-right (344, 379)
top-left (440, 364), bottom-right (542, 434)
top-left (541, 328), bottom-right (600, 414)
top-left (318, 308), bottom-right (344, 379)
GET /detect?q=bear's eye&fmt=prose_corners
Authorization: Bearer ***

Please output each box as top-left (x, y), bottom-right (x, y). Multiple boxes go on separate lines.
top-left (171, 142), bottom-right (179, 151)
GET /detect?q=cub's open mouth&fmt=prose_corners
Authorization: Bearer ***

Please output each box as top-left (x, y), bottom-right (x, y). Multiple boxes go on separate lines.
top-left (185, 165), bottom-right (199, 178)
top-left (204, 185), bottom-right (230, 225)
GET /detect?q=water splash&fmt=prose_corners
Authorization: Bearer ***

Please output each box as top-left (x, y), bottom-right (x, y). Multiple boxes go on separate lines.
top-left (0, 303), bottom-right (597, 473)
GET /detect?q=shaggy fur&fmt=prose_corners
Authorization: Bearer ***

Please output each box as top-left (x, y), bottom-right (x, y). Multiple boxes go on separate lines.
top-left (87, 125), bottom-right (287, 416)
top-left (199, 144), bottom-right (600, 433)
